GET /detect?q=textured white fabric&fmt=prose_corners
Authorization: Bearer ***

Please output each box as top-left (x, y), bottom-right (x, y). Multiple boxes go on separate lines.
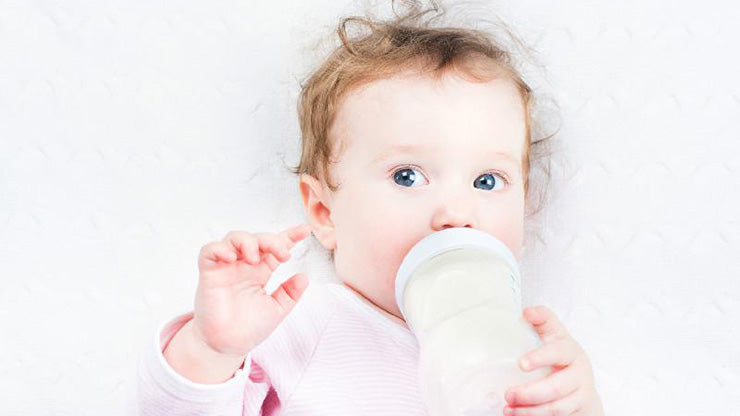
top-left (4, 1), bottom-right (739, 414)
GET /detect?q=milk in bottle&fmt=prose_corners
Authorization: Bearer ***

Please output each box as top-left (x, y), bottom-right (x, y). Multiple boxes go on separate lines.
top-left (395, 227), bottom-right (552, 416)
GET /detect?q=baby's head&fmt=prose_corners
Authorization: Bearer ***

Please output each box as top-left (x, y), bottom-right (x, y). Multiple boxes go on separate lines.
top-left (290, 1), bottom-right (553, 325)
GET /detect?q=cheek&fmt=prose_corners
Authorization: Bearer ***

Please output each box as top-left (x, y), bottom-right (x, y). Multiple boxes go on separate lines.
top-left (336, 189), bottom-right (421, 298)
top-left (485, 200), bottom-right (525, 259)
top-left (339, 183), bottom-right (414, 247)
top-left (335, 188), bottom-right (393, 240)
top-left (359, 209), bottom-right (411, 276)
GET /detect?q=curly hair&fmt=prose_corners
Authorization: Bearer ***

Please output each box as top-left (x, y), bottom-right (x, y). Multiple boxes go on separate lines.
top-left (289, 0), bottom-right (557, 224)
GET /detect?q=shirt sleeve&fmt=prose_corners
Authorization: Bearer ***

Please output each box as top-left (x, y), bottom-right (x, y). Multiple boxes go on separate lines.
top-left (137, 312), bottom-right (273, 416)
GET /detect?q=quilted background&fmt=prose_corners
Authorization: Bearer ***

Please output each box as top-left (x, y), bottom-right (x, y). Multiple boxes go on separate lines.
top-left (1, 0), bottom-right (738, 414)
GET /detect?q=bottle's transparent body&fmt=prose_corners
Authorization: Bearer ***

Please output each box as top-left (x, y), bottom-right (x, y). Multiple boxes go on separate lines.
top-left (396, 230), bottom-right (552, 416)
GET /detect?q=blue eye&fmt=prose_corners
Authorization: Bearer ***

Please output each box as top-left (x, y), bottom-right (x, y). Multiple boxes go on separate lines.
top-left (392, 166), bottom-right (509, 191)
top-left (393, 166), bottom-right (427, 187)
top-left (474, 172), bottom-right (506, 191)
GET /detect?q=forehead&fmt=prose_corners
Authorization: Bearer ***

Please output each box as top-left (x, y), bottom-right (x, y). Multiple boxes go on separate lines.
top-left (330, 72), bottom-right (526, 159)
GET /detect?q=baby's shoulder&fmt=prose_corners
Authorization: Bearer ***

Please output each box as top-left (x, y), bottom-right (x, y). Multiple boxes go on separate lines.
top-left (282, 279), bottom-right (341, 333)
top-left (253, 280), bottom-right (340, 357)
top-left (247, 280), bottom-right (340, 388)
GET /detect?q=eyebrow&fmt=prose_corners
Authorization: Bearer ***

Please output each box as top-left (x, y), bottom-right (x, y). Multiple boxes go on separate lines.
top-left (373, 143), bottom-right (520, 165)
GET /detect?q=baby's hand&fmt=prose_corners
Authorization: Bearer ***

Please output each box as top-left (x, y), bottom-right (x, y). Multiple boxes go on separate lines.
top-left (193, 223), bottom-right (312, 358)
top-left (503, 306), bottom-right (605, 416)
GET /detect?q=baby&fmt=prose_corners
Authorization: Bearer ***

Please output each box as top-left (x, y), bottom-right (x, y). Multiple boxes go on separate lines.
top-left (138, 2), bottom-right (604, 415)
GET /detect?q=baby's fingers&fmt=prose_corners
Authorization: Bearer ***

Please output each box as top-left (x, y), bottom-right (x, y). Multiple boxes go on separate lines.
top-left (224, 231), bottom-right (292, 265)
top-left (255, 224), bottom-right (312, 263)
top-left (504, 383), bottom-right (582, 415)
top-left (283, 223), bottom-right (312, 244)
top-left (199, 241), bottom-right (237, 269)
top-left (252, 233), bottom-right (292, 263)
top-left (505, 365), bottom-right (581, 408)
top-left (523, 306), bottom-right (570, 345)
top-left (223, 231), bottom-right (262, 264)
top-left (519, 338), bottom-right (578, 373)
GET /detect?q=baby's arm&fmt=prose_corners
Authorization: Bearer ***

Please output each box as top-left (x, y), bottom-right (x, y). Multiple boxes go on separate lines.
top-left (163, 318), bottom-right (247, 383)
top-left (137, 224), bottom-right (312, 415)
top-left (138, 312), bottom-right (254, 415)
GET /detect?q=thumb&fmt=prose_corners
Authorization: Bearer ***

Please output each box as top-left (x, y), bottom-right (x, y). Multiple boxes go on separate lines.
top-left (271, 272), bottom-right (310, 313)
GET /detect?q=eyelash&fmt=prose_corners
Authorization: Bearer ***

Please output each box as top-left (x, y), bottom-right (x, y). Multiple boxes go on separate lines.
top-left (390, 164), bottom-right (511, 186)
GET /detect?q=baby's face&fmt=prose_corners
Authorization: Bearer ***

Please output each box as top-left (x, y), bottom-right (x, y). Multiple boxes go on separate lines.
top-left (300, 71), bottom-right (526, 328)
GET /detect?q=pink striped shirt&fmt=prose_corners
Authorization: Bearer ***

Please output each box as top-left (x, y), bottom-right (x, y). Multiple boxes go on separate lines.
top-left (137, 280), bottom-right (429, 415)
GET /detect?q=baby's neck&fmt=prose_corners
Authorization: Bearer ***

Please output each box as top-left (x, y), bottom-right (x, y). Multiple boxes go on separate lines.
top-left (341, 283), bottom-right (410, 330)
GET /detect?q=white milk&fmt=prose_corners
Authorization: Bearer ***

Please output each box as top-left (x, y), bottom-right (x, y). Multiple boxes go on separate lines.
top-left (395, 228), bottom-right (552, 416)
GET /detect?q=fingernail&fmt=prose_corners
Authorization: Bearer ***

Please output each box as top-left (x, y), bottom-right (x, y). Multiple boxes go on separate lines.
top-left (520, 358), bottom-right (530, 370)
top-left (504, 407), bottom-right (515, 415)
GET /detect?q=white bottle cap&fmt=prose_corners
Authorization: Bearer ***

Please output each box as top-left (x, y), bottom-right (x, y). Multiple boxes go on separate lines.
top-left (395, 227), bottom-right (521, 319)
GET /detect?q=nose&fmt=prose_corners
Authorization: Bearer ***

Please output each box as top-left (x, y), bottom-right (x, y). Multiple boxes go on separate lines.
top-left (430, 195), bottom-right (476, 231)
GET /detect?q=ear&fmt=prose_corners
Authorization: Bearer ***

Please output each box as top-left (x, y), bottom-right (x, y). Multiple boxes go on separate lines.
top-left (299, 173), bottom-right (337, 251)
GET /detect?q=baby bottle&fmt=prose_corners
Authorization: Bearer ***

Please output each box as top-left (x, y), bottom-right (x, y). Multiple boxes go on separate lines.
top-left (395, 227), bottom-right (552, 416)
